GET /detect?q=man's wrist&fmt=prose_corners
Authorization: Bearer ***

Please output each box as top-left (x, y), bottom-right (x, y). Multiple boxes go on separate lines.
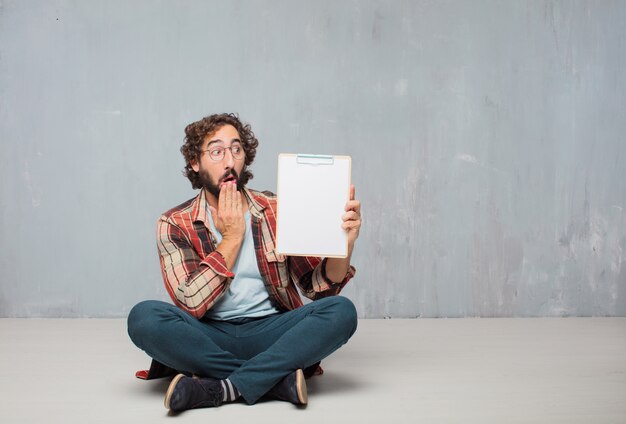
top-left (220, 233), bottom-right (245, 248)
top-left (216, 237), bottom-right (243, 269)
top-left (324, 256), bottom-right (352, 284)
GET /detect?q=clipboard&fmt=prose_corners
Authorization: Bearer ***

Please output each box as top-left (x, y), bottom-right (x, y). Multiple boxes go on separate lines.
top-left (276, 153), bottom-right (352, 258)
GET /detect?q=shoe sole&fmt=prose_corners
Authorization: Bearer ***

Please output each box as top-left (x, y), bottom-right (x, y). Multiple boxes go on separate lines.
top-left (164, 373), bottom-right (185, 410)
top-left (295, 369), bottom-right (308, 405)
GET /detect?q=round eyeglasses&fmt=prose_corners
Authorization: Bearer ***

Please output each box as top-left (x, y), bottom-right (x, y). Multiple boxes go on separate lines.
top-left (202, 143), bottom-right (245, 162)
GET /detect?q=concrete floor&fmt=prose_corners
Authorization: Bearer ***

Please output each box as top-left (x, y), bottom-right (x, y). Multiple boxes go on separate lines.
top-left (0, 317), bottom-right (625, 424)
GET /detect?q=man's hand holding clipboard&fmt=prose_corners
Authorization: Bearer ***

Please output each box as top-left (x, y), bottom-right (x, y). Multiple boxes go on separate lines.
top-left (342, 184), bottom-right (361, 255)
top-left (326, 183), bottom-right (361, 282)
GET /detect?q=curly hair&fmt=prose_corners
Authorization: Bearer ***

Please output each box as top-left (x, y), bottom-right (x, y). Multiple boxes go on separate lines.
top-left (181, 113), bottom-right (259, 189)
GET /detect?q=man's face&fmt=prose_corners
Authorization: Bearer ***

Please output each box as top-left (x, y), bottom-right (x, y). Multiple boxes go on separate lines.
top-left (192, 124), bottom-right (246, 198)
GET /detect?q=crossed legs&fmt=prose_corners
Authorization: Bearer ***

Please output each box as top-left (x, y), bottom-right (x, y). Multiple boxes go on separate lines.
top-left (127, 296), bottom-right (358, 404)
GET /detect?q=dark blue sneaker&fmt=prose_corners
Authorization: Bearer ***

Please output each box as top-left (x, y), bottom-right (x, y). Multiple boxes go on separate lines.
top-left (164, 374), bottom-right (223, 411)
top-left (266, 369), bottom-right (308, 405)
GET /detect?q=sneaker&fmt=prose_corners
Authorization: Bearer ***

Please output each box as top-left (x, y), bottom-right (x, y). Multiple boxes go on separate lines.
top-left (164, 374), bottom-right (223, 411)
top-left (266, 369), bottom-right (308, 405)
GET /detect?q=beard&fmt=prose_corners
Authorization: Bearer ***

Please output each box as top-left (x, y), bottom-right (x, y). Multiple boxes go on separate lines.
top-left (199, 168), bottom-right (244, 198)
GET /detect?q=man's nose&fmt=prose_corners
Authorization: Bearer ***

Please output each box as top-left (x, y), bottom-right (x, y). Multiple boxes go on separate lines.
top-left (223, 148), bottom-right (235, 168)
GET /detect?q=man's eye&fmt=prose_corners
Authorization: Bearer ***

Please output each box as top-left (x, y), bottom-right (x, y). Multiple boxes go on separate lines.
top-left (210, 148), bottom-right (223, 157)
top-left (232, 146), bottom-right (242, 154)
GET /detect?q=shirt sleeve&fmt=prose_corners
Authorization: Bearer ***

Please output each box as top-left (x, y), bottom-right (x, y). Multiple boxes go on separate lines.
top-left (157, 216), bottom-right (234, 319)
top-left (288, 256), bottom-right (356, 300)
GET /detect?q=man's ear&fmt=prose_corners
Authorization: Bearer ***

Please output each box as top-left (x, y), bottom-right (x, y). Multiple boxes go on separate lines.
top-left (191, 160), bottom-right (199, 173)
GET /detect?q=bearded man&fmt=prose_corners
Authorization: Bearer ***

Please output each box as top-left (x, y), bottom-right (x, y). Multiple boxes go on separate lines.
top-left (127, 113), bottom-right (361, 411)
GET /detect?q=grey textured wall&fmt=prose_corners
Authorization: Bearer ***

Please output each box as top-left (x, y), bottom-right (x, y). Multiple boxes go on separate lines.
top-left (1, 1), bottom-right (625, 317)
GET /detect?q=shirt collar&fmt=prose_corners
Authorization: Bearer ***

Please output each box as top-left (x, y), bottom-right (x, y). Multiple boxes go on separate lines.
top-left (243, 187), bottom-right (266, 219)
top-left (191, 188), bottom-right (209, 224)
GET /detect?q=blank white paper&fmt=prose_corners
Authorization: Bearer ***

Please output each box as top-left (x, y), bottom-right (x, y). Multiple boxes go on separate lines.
top-left (276, 154), bottom-right (351, 258)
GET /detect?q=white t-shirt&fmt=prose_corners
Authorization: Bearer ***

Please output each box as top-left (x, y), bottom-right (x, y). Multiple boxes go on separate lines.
top-left (203, 209), bottom-right (280, 320)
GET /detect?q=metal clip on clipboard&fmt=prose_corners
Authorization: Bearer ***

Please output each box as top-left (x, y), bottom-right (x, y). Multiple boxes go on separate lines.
top-left (296, 154), bottom-right (334, 165)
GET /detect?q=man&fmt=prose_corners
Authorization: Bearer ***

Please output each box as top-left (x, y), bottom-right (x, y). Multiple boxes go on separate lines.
top-left (127, 113), bottom-right (361, 411)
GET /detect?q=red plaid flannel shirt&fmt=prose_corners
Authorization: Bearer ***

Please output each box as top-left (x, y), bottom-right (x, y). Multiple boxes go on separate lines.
top-left (157, 187), bottom-right (355, 319)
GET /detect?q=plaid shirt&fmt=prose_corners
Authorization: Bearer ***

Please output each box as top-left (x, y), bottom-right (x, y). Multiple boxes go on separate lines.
top-left (157, 187), bottom-right (356, 319)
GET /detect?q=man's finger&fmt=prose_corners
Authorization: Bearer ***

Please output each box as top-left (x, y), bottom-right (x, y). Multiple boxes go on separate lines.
top-left (235, 186), bottom-right (243, 213)
top-left (350, 184), bottom-right (355, 201)
top-left (345, 199), bottom-right (361, 213)
top-left (342, 211), bottom-right (359, 221)
top-left (218, 183), bottom-right (226, 211)
top-left (342, 220), bottom-right (360, 230)
top-left (225, 181), bottom-right (233, 209)
top-left (231, 182), bottom-right (238, 213)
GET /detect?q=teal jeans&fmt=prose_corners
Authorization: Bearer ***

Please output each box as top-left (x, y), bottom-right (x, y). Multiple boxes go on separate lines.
top-left (127, 296), bottom-right (358, 404)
